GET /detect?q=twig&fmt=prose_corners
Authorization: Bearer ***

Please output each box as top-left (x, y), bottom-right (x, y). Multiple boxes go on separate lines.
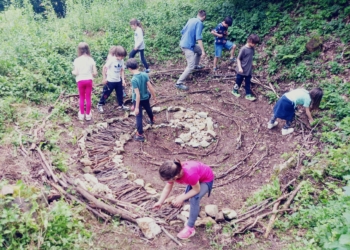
top-left (161, 226), bottom-right (183, 246)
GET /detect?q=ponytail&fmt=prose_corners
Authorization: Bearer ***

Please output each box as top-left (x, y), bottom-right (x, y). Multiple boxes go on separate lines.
top-left (159, 159), bottom-right (182, 181)
top-left (130, 18), bottom-right (145, 35)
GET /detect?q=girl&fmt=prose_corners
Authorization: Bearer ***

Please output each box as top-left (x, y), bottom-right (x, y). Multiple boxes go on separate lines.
top-left (129, 18), bottom-right (150, 73)
top-left (267, 88), bottom-right (323, 135)
top-left (72, 42), bottom-right (97, 121)
top-left (153, 159), bottom-right (214, 240)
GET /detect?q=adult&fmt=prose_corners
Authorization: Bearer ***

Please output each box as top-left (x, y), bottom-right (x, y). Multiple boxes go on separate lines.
top-left (175, 10), bottom-right (206, 91)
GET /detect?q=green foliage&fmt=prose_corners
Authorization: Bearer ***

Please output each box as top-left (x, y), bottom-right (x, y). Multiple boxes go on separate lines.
top-left (0, 181), bottom-right (91, 249)
top-left (328, 61), bottom-right (344, 75)
top-left (246, 178), bottom-right (281, 206)
top-left (0, 98), bottom-right (17, 139)
top-left (266, 91), bottom-right (278, 104)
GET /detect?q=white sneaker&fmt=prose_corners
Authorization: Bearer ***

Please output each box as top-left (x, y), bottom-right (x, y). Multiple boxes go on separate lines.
top-left (267, 121), bottom-right (278, 129)
top-left (78, 112), bottom-right (84, 121)
top-left (282, 128), bottom-right (294, 135)
top-left (97, 104), bottom-right (104, 113)
top-left (122, 105), bottom-right (130, 111)
top-left (85, 113), bottom-right (92, 121)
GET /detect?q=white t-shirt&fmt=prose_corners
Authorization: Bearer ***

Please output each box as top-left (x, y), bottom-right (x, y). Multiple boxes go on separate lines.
top-left (73, 55), bottom-right (96, 82)
top-left (134, 27), bottom-right (145, 50)
top-left (285, 89), bottom-right (311, 108)
top-left (106, 57), bottom-right (124, 82)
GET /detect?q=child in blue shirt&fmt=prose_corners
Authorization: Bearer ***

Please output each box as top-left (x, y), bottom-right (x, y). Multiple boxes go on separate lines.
top-left (211, 16), bottom-right (237, 71)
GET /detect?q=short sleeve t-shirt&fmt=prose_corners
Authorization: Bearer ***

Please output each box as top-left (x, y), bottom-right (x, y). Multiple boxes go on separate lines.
top-left (214, 22), bottom-right (228, 45)
top-left (285, 89), bottom-right (311, 108)
top-left (131, 72), bottom-right (150, 101)
top-left (73, 55), bottom-right (96, 82)
top-left (236, 45), bottom-right (255, 76)
top-left (174, 161), bottom-right (214, 186)
top-left (105, 57), bottom-right (124, 82)
top-left (134, 27), bottom-right (145, 50)
top-left (179, 17), bottom-right (204, 51)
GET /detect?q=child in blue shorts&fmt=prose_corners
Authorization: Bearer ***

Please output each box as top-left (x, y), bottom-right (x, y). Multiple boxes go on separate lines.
top-left (211, 16), bottom-right (236, 71)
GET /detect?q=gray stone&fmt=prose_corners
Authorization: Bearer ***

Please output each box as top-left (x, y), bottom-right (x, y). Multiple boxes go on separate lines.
top-left (120, 133), bottom-right (131, 143)
top-left (134, 179), bottom-right (145, 187)
top-left (222, 208), bottom-right (237, 220)
top-left (183, 204), bottom-right (190, 211)
top-left (175, 138), bottom-right (184, 144)
top-left (136, 217), bottom-right (162, 239)
top-left (84, 174), bottom-right (98, 185)
top-left (181, 211), bottom-right (190, 218)
top-left (169, 220), bottom-right (183, 226)
top-left (200, 140), bottom-right (210, 148)
top-left (152, 107), bottom-right (161, 113)
top-left (179, 133), bottom-right (192, 143)
top-left (195, 217), bottom-right (216, 227)
top-left (173, 111), bottom-right (186, 120)
top-left (206, 130), bottom-right (217, 138)
top-left (198, 122), bottom-right (206, 131)
top-left (215, 211), bottom-right (226, 223)
top-left (1, 185), bottom-right (14, 196)
top-left (96, 122), bottom-right (108, 129)
top-left (167, 106), bottom-right (181, 112)
top-left (197, 112), bottom-right (208, 118)
top-left (206, 118), bottom-right (214, 131)
top-left (205, 204), bottom-right (219, 218)
top-left (188, 139), bottom-right (199, 148)
top-left (80, 158), bottom-right (92, 166)
top-left (176, 214), bottom-right (187, 223)
top-left (274, 156), bottom-right (296, 175)
top-left (199, 210), bottom-right (207, 218)
top-left (82, 167), bottom-right (92, 173)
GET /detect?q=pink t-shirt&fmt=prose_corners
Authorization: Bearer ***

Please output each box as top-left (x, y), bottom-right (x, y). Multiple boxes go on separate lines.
top-left (175, 161), bottom-right (214, 186)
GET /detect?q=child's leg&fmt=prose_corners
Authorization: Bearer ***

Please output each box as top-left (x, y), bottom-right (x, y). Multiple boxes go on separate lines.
top-left (283, 120), bottom-right (292, 129)
top-left (141, 98), bottom-right (154, 122)
top-left (187, 183), bottom-right (209, 228)
top-left (270, 115), bottom-right (277, 124)
top-left (85, 80), bottom-right (93, 115)
top-left (77, 81), bottom-right (86, 114)
top-left (136, 102), bottom-right (144, 135)
top-left (213, 57), bottom-right (219, 69)
top-left (129, 49), bottom-right (138, 58)
top-left (115, 81), bottom-right (124, 107)
top-left (139, 50), bottom-right (149, 70)
top-left (244, 75), bottom-right (252, 95)
top-left (98, 83), bottom-right (113, 105)
top-left (214, 44), bottom-right (222, 69)
top-left (230, 44), bottom-right (237, 59)
top-left (234, 74), bottom-right (244, 91)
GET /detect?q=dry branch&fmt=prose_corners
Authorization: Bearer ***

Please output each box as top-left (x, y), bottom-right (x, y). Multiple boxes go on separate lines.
top-left (161, 226), bottom-right (183, 247)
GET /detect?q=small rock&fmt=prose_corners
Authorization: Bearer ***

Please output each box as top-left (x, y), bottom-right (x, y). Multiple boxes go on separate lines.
top-left (183, 204), bottom-right (190, 211)
top-left (127, 172), bottom-right (136, 181)
top-left (75, 179), bottom-right (88, 190)
top-left (181, 211), bottom-right (190, 218)
top-left (222, 208), bottom-right (237, 220)
top-left (38, 169), bottom-right (45, 176)
top-left (173, 111), bottom-right (185, 120)
top-left (197, 112), bottom-right (208, 118)
top-left (134, 179), bottom-right (145, 187)
top-left (1, 185), bottom-right (14, 196)
top-left (213, 224), bottom-right (222, 234)
top-left (199, 210), bottom-right (207, 218)
top-left (205, 204), bottom-right (219, 218)
top-left (200, 140), bottom-right (210, 148)
top-left (206, 130), bottom-right (217, 138)
top-left (167, 106), bottom-right (181, 112)
top-left (84, 174), bottom-right (98, 185)
top-left (96, 122), bottom-right (108, 129)
top-left (274, 156), bottom-right (296, 175)
top-left (176, 214), bottom-right (187, 223)
top-left (80, 158), bottom-right (92, 166)
top-left (215, 211), bottom-right (226, 223)
top-left (144, 183), bottom-right (157, 194)
top-left (179, 133), bottom-right (192, 143)
top-left (121, 173), bottom-right (128, 179)
top-left (195, 217), bottom-right (216, 227)
top-left (136, 217), bottom-right (162, 239)
top-left (206, 118), bottom-right (214, 131)
top-left (106, 118), bottom-right (115, 124)
top-left (82, 167), bottom-right (92, 173)
top-left (170, 220), bottom-right (183, 226)
top-left (120, 133), bottom-right (131, 143)
top-left (198, 122), bottom-right (206, 131)
top-left (175, 138), bottom-right (184, 144)
top-left (188, 139), bottom-right (199, 148)
top-left (152, 107), bottom-right (161, 113)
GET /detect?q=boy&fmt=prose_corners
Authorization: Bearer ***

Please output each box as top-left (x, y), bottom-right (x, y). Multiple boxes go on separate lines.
top-left (211, 16), bottom-right (236, 71)
top-left (232, 34), bottom-right (260, 101)
top-left (176, 10), bottom-right (207, 91)
top-left (126, 58), bottom-right (157, 142)
top-left (97, 46), bottom-right (128, 113)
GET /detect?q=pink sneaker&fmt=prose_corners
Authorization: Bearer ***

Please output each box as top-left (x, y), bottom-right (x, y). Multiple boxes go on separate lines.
top-left (177, 226), bottom-right (195, 240)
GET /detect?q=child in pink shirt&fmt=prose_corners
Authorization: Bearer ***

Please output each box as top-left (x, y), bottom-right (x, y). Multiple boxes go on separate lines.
top-left (153, 160), bottom-right (214, 240)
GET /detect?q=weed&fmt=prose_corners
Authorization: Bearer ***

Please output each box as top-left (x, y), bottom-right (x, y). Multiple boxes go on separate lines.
top-left (246, 178), bottom-right (281, 206)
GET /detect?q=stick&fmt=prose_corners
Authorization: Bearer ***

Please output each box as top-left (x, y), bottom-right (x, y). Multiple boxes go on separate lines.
top-left (161, 226), bottom-right (183, 246)
top-left (36, 147), bottom-right (59, 183)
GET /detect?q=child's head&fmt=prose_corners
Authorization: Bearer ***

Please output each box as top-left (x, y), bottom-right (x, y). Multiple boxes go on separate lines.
top-left (126, 58), bottom-right (139, 70)
top-left (309, 87), bottom-right (323, 109)
top-left (159, 160), bottom-right (182, 181)
top-left (130, 18), bottom-right (144, 34)
top-left (114, 46), bottom-right (127, 60)
top-left (77, 42), bottom-right (91, 56)
top-left (247, 34), bottom-right (260, 47)
top-left (108, 45), bottom-right (117, 56)
top-left (223, 16), bottom-right (233, 27)
top-left (197, 10), bottom-right (206, 21)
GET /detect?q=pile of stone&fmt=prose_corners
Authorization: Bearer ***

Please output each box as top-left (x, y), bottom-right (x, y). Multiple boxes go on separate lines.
top-left (75, 174), bottom-right (114, 199)
top-left (152, 106), bottom-right (217, 148)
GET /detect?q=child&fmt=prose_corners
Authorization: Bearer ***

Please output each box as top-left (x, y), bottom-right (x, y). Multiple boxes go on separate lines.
top-left (125, 58), bottom-right (157, 142)
top-left (72, 42), bottom-right (97, 121)
top-left (232, 34), bottom-right (260, 101)
top-left (129, 19), bottom-right (150, 73)
top-left (153, 159), bottom-right (214, 240)
top-left (97, 46), bottom-right (128, 113)
top-left (267, 88), bottom-right (323, 135)
top-left (211, 16), bottom-right (237, 71)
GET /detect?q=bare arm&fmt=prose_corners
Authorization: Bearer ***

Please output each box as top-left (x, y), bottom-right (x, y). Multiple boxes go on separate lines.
top-left (121, 68), bottom-right (125, 86)
top-left (153, 182), bottom-right (174, 209)
top-left (92, 64), bottom-right (97, 77)
top-left (197, 40), bottom-right (206, 56)
top-left (172, 181), bottom-right (200, 207)
top-left (134, 88), bottom-right (141, 115)
top-left (305, 107), bottom-right (314, 124)
top-left (102, 64), bottom-right (108, 84)
top-left (147, 81), bottom-right (157, 103)
top-left (210, 30), bottom-right (223, 37)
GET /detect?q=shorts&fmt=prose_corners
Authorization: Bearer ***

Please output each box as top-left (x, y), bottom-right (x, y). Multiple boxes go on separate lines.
top-left (214, 41), bottom-right (235, 57)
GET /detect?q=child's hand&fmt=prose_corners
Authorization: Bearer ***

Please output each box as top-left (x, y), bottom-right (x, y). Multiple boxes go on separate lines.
top-left (238, 67), bottom-right (243, 73)
top-left (102, 79), bottom-right (107, 84)
top-left (172, 197), bottom-right (184, 207)
top-left (134, 47), bottom-right (138, 51)
top-left (134, 107), bottom-right (139, 115)
top-left (309, 118), bottom-right (314, 125)
top-left (152, 202), bottom-right (162, 209)
top-left (122, 81), bottom-right (126, 87)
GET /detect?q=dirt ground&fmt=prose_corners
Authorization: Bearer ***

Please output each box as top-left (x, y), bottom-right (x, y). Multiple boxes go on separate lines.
top-left (0, 62), bottom-right (307, 250)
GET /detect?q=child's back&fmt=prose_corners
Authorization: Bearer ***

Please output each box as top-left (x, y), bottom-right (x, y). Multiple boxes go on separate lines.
top-left (236, 45), bottom-right (254, 76)
top-left (74, 55), bottom-right (95, 82)
top-left (131, 72), bottom-right (150, 101)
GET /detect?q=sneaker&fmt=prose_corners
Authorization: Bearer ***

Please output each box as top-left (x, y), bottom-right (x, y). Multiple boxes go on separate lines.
top-left (245, 94), bottom-right (256, 101)
top-left (134, 133), bottom-right (145, 142)
top-left (85, 113), bottom-right (92, 121)
top-left (213, 67), bottom-right (218, 72)
top-left (148, 118), bottom-right (155, 125)
top-left (282, 128), bottom-right (294, 135)
top-left (175, 83), bottom-right (189, 91)
top-left (122, 105), bottom-right (130, 111)
top-left (97, 104), bottom-right (104, 113)
top-left (267, 121), bottom-right (278, 129)
top-left (194, 65), bottom-right (204, 70)
top-left (78, 112), bottom-right (84, 121)
top-left (144, 69), bottom-right (151, 73)
top-left (231, 90), bottom-right (241, 97)
top-left (177, 226), bottom-right (195, 240)
top-left (229, 57), bottom-right (236, 63)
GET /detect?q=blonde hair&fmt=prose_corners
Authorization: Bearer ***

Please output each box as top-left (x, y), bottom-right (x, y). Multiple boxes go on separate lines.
top-left (130, 18), bottom-right (144, 35)
top-left (77, 42), bottom-right (91, 57)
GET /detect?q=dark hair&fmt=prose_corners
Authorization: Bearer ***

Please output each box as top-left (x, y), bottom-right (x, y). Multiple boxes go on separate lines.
top-left (247, 34), bottom-right (260, 44)
top-left (77, 42), bottom-right (91, 57)
top-left (115, 45), bottom-right (127, 57)
top-left (126, 58), bottom-right (139, 70)
top-left (159, 160), bottom-right (182, 181)
top-left (309, 87), bottom-right (323, 110)
top-left (198, 10), bottom-right (206, 18)
top-left (224, 16), bottom-right (233, 26)
top-left (130, 18), bottom-right (144, 35)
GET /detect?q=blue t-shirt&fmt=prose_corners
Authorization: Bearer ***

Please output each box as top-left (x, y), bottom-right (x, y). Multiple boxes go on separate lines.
top-left (214, 22), bottom-right (228, 45)
top-left (179, 17), bottom-right (204, 50)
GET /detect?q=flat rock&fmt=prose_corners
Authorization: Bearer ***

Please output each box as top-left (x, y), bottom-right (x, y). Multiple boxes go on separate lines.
top-left (222, 208), bottom-right (237, 220)
top-left (188, 139), bottom-right (199, 148)
top-left (199, 210), bottom-right (207, 218)
top-left (80, 158), bottom-right (92, 166)
top-left (175, 138), bottom-right (184, 144)
top-left (215, 211), bottom-right (226, 223)
top-left (136, 217), bottom-right (162, 239)
top-left (84, 174), bottom-right (98, 185)
top-left (164, 195), bottom-right (175, 204)
top-left (195, 217), bottom-right (216, 227)
top-left (183, 204), bottom-right (190, 211)
top-left (176, 214), bottom-right (187, 223)
top-left (179, 132), bottom-right (192, 143)
top-left (206, 118), bottom-right (214, 131)
top-left (200, 140), bottom-right (210, 148)
top-left (181, 211), bottom-right (190, 218)
top-left (170, 220), bottom-right (183, 226)
top-left (96, 122), bottom-right (108, 129)
top-left (205, 204), bottom-right (219, 218)
top-left (134, 179), bottom-right (145, 187)
top-left (1, 185), bottom-right (14, 196)
top-left (197, 112), bottom-right (208, 118)
top-left (120, 133), bottom-right (131, 142)
top-left (206, 130), bottom-right (217, 138)
top-left (152, 107), bottom-right (161, 113)
top-left (167, 106), bottom-right (181, 112)
top-left (173, 111), bottom-right (185, 120)
top-left (82, 167), bottom-right (92, 173)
